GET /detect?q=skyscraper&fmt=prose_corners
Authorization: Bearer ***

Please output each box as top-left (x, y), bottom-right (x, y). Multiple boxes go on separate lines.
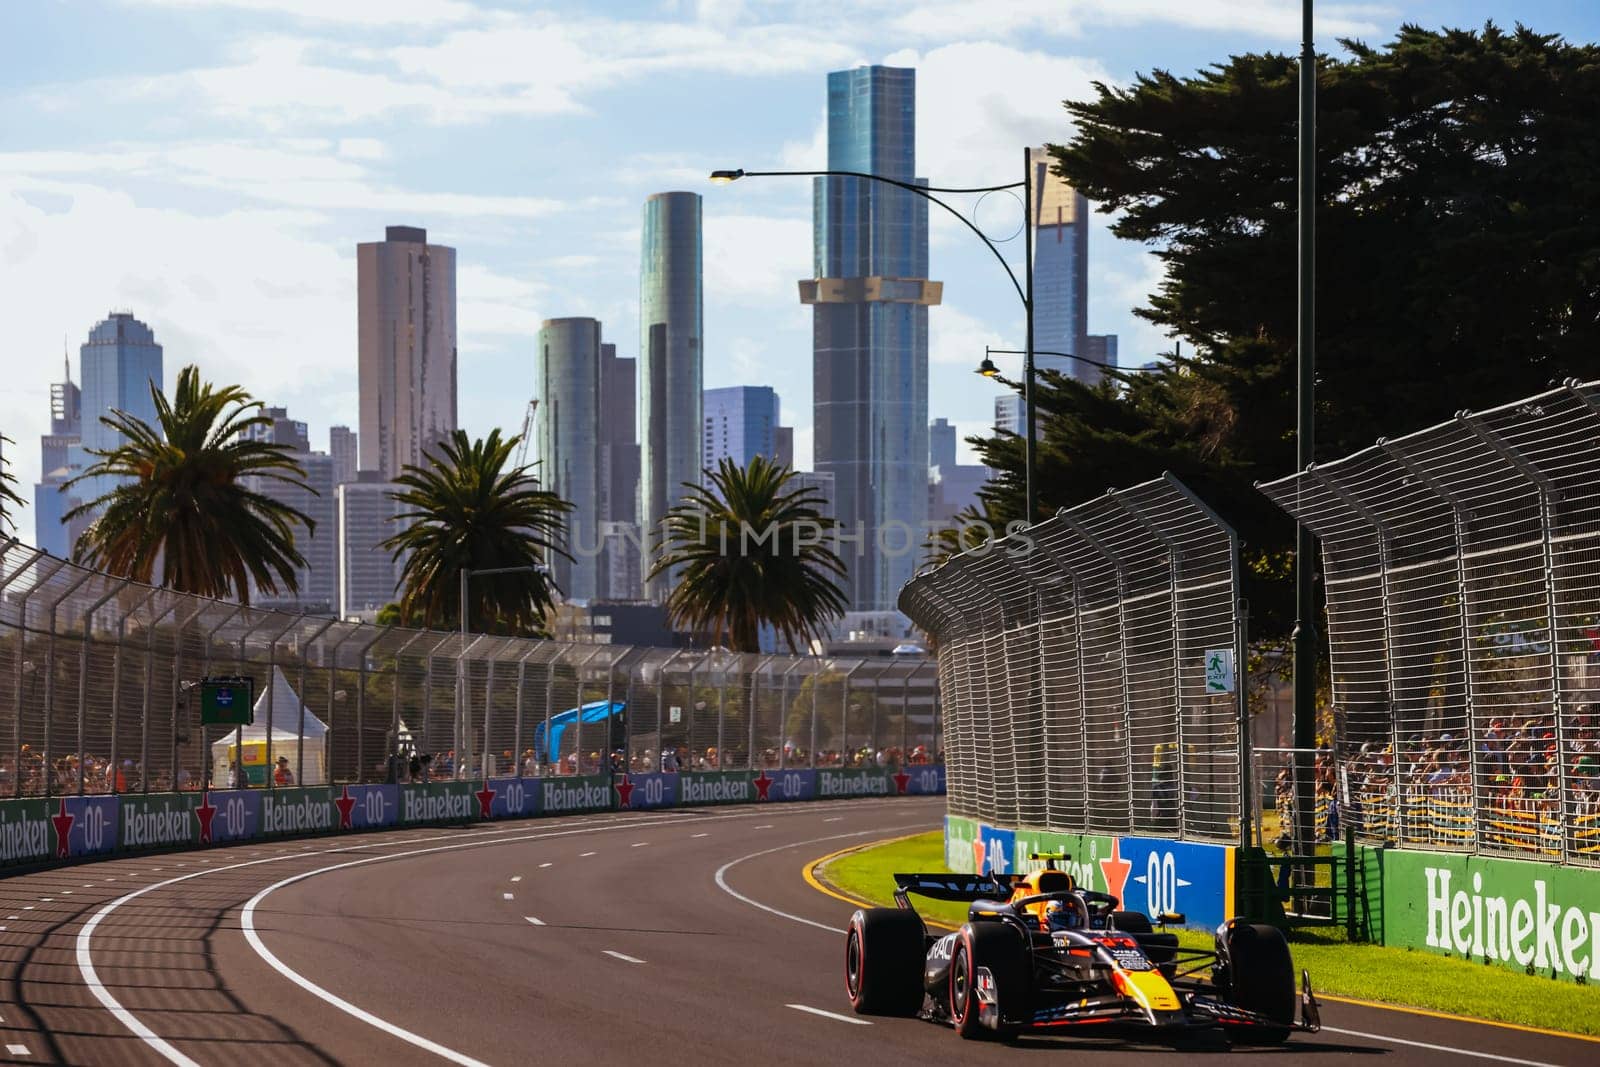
top-left (1030, 146), bottom-right (1091, 384)
top-left (72, 311), bottom-right (164, 505)
top-left (1084, 334), bottom-right (1119, 386)
top-left (702, 386), bottom-right (780, 471)
top-left (995, 394), bottom-right (1024, 437)
top-left (598, 342), bottom-right (641, 601)
top-left (247, 451), bottom-right (336, 615)
top-left (639, 192), bottom-right (703, 600)
top-left (536, 318), bottom-right (603, 602)
top-left (329, 426), bottom-right (357, 486)
top-left (357, 225), bottom-right (457, 480)
top-left (774, 426), bottom-right (795, 470)
top-left (247, 406), bottom-right (309, 453)
top-left (805, 65), bottom-right (939, 610)
top-left (337, 473), bottom-right (403, 620)
top-left (929, 416), bottom-right (957, 471)
top-left (33, 354), bottom-right (83, 556)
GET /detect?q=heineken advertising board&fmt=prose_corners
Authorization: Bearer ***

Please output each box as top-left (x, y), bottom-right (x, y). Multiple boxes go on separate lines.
top-left (1384, 848), bottom-right (1600, 982)
top-left (399, 781), bottom-right (478, 825)
top-left (539, 774), bottom-right (613, 815)
top-left (260, 787), bottom-right (335, 837)
top-left (0, 799), bottom-right (52, 866)
top-left (679, 771), bottom-right (756, 806)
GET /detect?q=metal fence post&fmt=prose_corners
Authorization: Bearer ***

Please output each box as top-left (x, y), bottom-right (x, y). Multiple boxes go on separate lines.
top-left (296, 617), bottom-right (336, 786)
top-left (140, 601), bottom-right (179, 794)
top-left (322, 625), bottom-right (358, 784)
top-left (41, 567), bottom-right (95, 797)
top-left (807, 656), bottom-right (820, 769)
top-left (514, 643), bottom-right (538, 776)
top-left (1062, 515), bottom-right (1134, 833)
top-left (1380, 438), bottom-right (1479, 848)
top-left (1461, 414), bottom-right (1570, 861)
top-left (11, 553), bottom-right (62, 795)
top-left (109, 587), bottom-right (158, 793)
top-left (76, 579), bottom-right (132, 794)
top-left (262, 615), bottom-right (304, 789)
top-left (352, 626), bottom-right (387, 783)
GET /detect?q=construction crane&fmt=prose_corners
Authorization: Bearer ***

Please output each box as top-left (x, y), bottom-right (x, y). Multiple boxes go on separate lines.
top-left (513, 398), bottom-right (538, 470)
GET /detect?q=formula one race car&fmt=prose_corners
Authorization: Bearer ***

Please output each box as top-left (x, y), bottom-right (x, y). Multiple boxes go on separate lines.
top-left (844, 853), bottom-right (1320, 1044)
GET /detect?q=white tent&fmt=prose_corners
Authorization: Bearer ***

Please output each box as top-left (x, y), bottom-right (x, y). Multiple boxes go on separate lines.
top-left (209, 666), bottom-right (329, 786)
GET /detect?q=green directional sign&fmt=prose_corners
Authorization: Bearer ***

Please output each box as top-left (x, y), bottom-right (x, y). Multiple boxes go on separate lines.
top-left (201, 676), bottom-right (255, 726)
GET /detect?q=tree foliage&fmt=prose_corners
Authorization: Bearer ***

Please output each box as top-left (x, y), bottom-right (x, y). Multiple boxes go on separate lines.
top-left (0, 434), bottom-right (23, 533)
top-left (64, 365), bottom-right (314, 602)
top-left (651, 455), bottom-right (848, 654)
top-left (382, 429), bottom-right (571, 637)
top-left (973, 23), bottom-right (1600, 637)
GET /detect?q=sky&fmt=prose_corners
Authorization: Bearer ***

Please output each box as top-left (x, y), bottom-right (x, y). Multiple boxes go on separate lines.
top-left (3, 0), bottom-right (1598, 520)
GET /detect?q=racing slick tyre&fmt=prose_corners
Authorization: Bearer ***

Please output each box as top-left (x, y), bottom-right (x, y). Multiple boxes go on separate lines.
top-left (1112, 910), bottom-right (1152, 933)
top-left (950, 923), bottom-right (1028, 1041)
top-left (1224, 923), bottom-right (1295, 1045)
top-left (846, 909), bottom-right (925, 1016)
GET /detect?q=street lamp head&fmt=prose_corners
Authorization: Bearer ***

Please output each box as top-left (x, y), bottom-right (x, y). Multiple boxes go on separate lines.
top-left (708, 168), bottom-right (745, 184)
top-left (976, 356), bottom-right (1000, 378)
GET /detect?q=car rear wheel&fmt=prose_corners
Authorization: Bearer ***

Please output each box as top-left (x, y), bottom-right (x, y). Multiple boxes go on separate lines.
top-left (949, 924), bottom-right (1027, 1041)
top-left (1224, 923), bottom-right (1294, 1044)
top-left (845, 908), bottom-right (924, 1016)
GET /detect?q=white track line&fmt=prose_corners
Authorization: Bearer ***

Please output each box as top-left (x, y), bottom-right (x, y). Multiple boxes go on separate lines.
top-left (5, 1043), bottom-right (29, 1056)
top-left (631, 842), bottom-right (648, 848)
top-left (510, 876), bottom-right (522, 882)
top-left (603, 950), bottom-right (645, 964)
top-left (539, 862), bottom-right (553, 868)
top-left (525, 916), bottom-right (544, 926)
top-left (502, 893), bottom-right (514, 900)
top-left (1320, 1027), bottom-right (1559, 1066)
top-left (78, 798), bottom-right (924, 1064)
top-left (691, 833), bottom-right (709, 838)
top-left (580, 851), bottom-right (597, 857)
top-left (786, 1003), bottom-right (870, 1026)
top-left (713, 825), bottom-right (932, 934)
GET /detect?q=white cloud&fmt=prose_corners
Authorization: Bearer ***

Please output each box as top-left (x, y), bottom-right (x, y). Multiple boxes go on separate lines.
top-left (885, 0), bottom-right (1388, 42)
top-left (0, 142), bottom-right (564, 220)
top-left (928, 303), bottom-right (998, 368)
top-left (121, 0), bottom-right (482, 27)
top-left (703, 212), bottom-right (811, 304)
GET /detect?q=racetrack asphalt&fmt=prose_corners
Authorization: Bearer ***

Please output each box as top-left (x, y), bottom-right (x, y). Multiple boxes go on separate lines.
top-left (0, 795), bottom-right (1594, 1065)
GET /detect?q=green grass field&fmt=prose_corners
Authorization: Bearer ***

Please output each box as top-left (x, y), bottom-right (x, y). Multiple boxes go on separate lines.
top-left (815, 830), bottom-right (1600, 1038)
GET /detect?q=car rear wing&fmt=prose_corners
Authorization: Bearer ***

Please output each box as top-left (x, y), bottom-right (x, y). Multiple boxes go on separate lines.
top-left (892, 872), bottom-right (1019, 903)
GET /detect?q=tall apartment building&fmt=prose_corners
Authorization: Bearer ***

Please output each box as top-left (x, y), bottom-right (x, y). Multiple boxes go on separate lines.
top-left (328, 425), bottom-right (357, 486)
top-left (639, 192), bottom-right (703, 601)
top-left (536, 318), bottom-right (603, 603)
top-left (337, 472), bottom-right (404, 621)
top-left (805, 66), bottom-right (938, 611)
top-left (929, 416), bottom-right (957, 471)
top-left (240, 404), bottom-right (335, 613)
top-left (702, 386), bottom-right (780, 471)
top-left (247, 406), bottom-right (309, 453)
top-left (1030, 147), bottom-right (1091, 385)
top-left (1083, 334), bottom-right (1119, 386)
top-left (33, 355), bottom-right (83, 557)
top-left (357, 225), bottom-right (457, 480)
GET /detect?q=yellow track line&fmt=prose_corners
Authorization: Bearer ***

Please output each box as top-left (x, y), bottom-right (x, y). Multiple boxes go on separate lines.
top-left (802, 833), bottom-right (1600, 1044)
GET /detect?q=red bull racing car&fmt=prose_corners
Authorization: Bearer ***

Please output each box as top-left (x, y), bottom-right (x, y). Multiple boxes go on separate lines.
top-left (844, 854), bottom-right (1320, 1043)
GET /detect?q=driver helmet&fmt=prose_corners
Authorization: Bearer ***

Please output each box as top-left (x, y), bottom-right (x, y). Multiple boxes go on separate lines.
top-left (1042, 898), bottom-right (1083, 931)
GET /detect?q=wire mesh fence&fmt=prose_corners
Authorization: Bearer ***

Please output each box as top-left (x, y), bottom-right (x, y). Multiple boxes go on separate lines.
top-left (0, 541), bottom-right (941, 795)
top-left (1259, 379), bottom-right (1600, 867)
top-left (899, 473), bottom-right (1246, 844)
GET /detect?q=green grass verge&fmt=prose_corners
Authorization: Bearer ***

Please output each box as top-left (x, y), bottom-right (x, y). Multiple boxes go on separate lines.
top-left (816, 830), bottom-right (1600, 1038)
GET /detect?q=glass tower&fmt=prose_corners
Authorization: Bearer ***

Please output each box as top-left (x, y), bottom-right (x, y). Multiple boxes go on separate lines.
top-left (537, 317), bottom-right (603, 603)
top-left (805, 65), bottom-right (938, 611)
top-left (72, 311), bottom-right (164, 505)
top-left (639, 192), bottom-right (703, 601)
top-left (703, 385), bottom-right (780, 471)
top-left (1029, 147), bottom-right (1091, 384)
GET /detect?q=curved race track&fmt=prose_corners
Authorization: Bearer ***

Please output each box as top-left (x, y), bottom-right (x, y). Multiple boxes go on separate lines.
top-left (0, 796), bottom-right (1593, 1065)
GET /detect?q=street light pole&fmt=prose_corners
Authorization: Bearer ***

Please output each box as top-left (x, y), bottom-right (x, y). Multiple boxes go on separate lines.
top-left (1293, 0), bottom-right (1320, 856)
top-left (710, 160), bottom-right (1040, 524)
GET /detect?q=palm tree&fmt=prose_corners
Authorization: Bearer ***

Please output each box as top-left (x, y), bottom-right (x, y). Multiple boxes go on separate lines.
top-left (0, 434), bottom-right (23, 534)
top-left (64, 366), bottom-right (314, 602)
top-left (382, 429), bottom-right (570, 637)
top-left (650, 455), bottom-right (847, 654)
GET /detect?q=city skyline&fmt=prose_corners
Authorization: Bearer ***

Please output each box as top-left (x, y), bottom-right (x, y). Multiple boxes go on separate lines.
top-left (5, 2), bottom-right (1594, 518)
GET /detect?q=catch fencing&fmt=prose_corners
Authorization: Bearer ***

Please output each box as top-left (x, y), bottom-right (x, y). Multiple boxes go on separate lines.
top-left (0, 540), bottom-right (939, 797)
top-left (1259, 379), bottom-right (1600, 867)
top-left (899, 473), bottom-right (1246, 844)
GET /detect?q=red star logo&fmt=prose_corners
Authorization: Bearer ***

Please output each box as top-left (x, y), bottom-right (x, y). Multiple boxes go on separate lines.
top-left (335, 785), bottom-right (358, 830)
top-left (475, 783), bottom-right (497, 818)
top-left (892, 771), bottom-right (911, 795)
top-left (52, 797), bottom-right (75, 859)
top-left (1099, 838), bottom-right (1133, 906)
top-left (195, 792), bottom-right (217, 845)
top-left (614, 775), bottom-right (635, 808)
top-left (972, 836), bottom-right (987, 873)
top-left (752, 769), bottom-right (774, 801)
